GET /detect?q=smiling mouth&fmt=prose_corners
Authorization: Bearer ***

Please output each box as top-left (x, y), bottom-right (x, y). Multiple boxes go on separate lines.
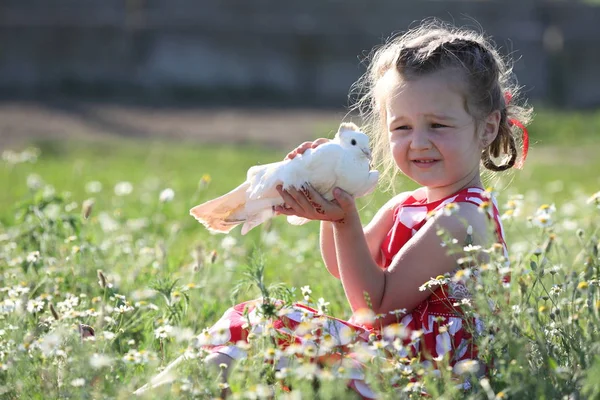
top-left (412, 159), bottom-right (438, 164)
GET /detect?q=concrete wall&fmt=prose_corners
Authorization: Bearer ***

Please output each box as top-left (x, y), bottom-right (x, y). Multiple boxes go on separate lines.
top-left (1, 0), bottom-right (599, 108)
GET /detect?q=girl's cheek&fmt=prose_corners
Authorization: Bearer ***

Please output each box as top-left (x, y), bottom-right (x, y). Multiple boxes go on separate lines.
top-left (389, 143), bottom-right (406, 164)
top-left (389, 138), bottom-right (404, 153)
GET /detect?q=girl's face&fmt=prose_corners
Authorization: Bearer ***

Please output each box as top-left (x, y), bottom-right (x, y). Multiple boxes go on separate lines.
top-left (380, 69), bottom-right (497, 200)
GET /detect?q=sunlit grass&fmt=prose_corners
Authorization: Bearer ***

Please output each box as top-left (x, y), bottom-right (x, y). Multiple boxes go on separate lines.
top-left (0, 109), bottom-right (599, 398)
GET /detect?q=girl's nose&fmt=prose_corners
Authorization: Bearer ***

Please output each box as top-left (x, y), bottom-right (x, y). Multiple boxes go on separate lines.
top-left (409, 129), bottom-right (432, 150)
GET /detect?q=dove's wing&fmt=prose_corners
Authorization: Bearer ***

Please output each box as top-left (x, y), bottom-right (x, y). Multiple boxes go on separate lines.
top-left (246, 161), bottom-right (286, 200)
top-left (289, 143), bottom-right (343, 197)
top-left (329, 150), bottom-right (372, 199)
top-left (279, 144), bottom-right (346, 226)
top-left (353, 170), bottom-right (380, 198)
top-left (248, 142), bottom-right (343, 200)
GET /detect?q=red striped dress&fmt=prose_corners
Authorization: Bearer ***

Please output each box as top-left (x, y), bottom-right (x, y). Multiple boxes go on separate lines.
top-left (195, 186), bottom-right (507, 398)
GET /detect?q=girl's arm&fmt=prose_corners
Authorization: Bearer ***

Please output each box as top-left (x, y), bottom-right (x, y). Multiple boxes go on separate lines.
top-left (332, 200), bottom-right (492, 319)
top-left (319, 193), bottom-right (408, 279)
top-left (275, 185), bottom-right (492, 320)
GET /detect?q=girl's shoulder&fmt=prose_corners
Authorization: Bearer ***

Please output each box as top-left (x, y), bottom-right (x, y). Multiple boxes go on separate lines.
top-left (391, 186), bottom-right (498, 234)
top-left (381, 187), bottom-right (429, 216)
top-left (428, 188), bottom-right (504, 248)
top-left (378, 186), bottom-right (496, 228)
top-left (364, 190), bottom-right (415, 232)
top-left (379, 190), bottom-right (418, 214)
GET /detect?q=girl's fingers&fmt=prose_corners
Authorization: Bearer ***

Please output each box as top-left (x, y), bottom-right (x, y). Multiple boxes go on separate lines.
top-left (276, 185), bottom-right (324, 218)
top-left (300, 186), bottom-right (328, 216)
top-left (311, 138), bottom-right (330, 148)
top-left (275, 183), bottom-right (347, 222)
top-left (273, 205), bottom-right (293, 216)
top-left (300, 184), bottom-right (343, 218)
top-left (285, 186), bottom-right (315, 212)
top-left (285, 149), bottom-right (301, 160)
top-left (297, 143), bottom-right (314, 155)
top-left (276, 186), bottom-right (305, 214)
top-left (309, 185), bottom-right (349, 220)
top-left (285, 142), bottom-right (313, 160)
top-left (332, 187), bottom-right (354, 209)
top-left (285, 139), bottom-right (328, 160)
top-left (301, 184), bottom-right (328, 205)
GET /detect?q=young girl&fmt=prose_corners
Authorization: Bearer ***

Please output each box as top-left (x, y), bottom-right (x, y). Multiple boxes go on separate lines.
top-left (137, 20), bottom-right (532, 398)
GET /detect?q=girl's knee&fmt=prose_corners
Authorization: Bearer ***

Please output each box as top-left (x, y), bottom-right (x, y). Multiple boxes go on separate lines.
top-left (204, 352), bottom-right (234, 375)
top-left (204, 352), bottom-right (234, 398)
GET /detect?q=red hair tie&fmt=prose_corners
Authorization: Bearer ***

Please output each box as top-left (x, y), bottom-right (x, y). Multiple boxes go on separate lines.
top-left (504, 91), bottom-right (529, 169)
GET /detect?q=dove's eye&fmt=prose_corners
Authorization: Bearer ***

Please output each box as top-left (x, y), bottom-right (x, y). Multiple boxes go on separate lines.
top-left (351, 139), bottom-right (357, 146)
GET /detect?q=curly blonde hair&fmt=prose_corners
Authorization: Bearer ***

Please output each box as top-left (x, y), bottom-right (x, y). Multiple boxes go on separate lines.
top-left (349, 19), bottom-right (534, 191)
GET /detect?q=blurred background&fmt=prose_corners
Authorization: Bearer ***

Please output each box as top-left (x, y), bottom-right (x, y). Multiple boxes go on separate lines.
top-left (1, 0), bottom-right (599, 150)
top-left (3, 4), bottom-right (600, 398)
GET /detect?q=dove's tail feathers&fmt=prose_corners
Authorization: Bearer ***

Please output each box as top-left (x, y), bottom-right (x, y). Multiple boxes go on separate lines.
top-left (190, 182), bottom-right (250, 234)
top-left (247, 163), bottom-right (269, 181)
top-left (286, 216), bottom-right (311, 226)
top-left (241, 208), bottom-right (275, 235)
top-left (133, 354), bottom-right (186, 395)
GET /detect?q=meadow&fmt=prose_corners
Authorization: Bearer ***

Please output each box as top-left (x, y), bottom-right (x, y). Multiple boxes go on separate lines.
top-left (0, 108), bottom-right (599, 399)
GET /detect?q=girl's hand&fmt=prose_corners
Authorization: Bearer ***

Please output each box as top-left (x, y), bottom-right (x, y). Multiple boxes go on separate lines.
top-left (274, 184), bottom-right (357, 224)
top-left (284, 138), bottom-right (330, 160)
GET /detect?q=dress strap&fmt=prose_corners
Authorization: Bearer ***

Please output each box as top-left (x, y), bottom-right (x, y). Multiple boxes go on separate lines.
top-left (380, 187), bottom-right (508, 268)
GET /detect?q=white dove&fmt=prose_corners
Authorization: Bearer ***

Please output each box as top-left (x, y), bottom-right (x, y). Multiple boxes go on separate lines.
top-left (190, 122), bottom-right (379, 235)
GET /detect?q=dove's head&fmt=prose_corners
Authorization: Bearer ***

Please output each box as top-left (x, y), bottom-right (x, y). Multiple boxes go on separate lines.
top-left (336, 122), bottom-right (372, 162)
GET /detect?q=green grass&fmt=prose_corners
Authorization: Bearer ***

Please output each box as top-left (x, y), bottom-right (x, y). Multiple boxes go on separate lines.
top-left (0, 108), bottom-right (599, 399)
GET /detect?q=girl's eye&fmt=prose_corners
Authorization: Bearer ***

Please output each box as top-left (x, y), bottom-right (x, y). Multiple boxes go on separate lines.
top-left (432, 123), bottom-right (449, 129)
top-left (394, 126), bottom-right (411, 131)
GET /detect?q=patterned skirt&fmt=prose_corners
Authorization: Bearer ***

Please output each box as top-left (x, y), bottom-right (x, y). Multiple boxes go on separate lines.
top-left (195, 297), bottom-right (482, 399)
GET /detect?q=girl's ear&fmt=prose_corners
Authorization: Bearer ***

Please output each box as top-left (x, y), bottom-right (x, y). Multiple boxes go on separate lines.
top-left (480, 110), bottom-right (501, 148)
